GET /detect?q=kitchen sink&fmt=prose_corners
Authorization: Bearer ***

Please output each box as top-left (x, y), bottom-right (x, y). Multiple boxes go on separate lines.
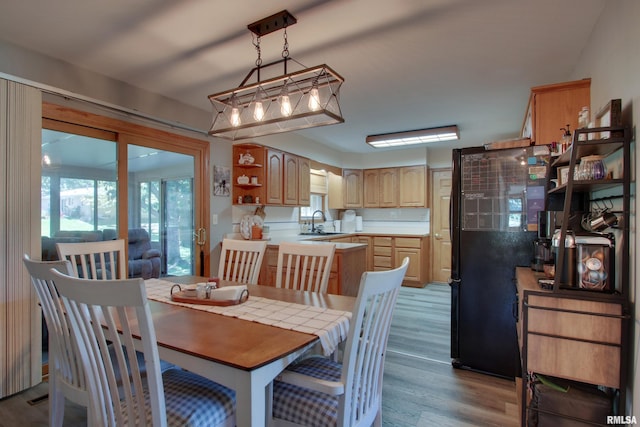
top-left (299, 232), bottom-right (345, 236)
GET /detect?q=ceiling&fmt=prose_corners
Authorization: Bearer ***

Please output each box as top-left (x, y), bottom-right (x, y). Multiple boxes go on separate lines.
top-left (0, 0), bottom-right (606, 154)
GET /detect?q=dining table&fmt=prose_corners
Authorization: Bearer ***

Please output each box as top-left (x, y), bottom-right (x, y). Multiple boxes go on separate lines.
top-left (140, 276), bottom-right (355, 427)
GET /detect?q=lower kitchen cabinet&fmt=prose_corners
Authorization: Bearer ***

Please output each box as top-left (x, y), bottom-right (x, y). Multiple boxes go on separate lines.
top-left (371, 235), bottom-right (428, 287)
top-left (373, 237), bottom-right (393, 271)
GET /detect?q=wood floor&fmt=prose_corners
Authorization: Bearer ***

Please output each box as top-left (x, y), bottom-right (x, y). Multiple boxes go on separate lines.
top-left (0, 283), bottom-right (518, 426)
top-left (382, 283), bottom-right (519, 426)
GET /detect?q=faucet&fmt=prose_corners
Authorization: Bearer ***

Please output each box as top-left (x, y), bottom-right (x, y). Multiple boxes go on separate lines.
top-left (311, 210), bottom-right (326, 233)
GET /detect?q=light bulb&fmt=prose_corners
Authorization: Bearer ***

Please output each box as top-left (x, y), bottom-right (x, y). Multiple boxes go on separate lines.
top-left (253, 101), bottom-right (265, 121)
top-left (280, 93), bottom-right (292, 117)
top-left (230, 107), bottom-right (241, 127)
top-left (308, 86), bottom-right (320, 111)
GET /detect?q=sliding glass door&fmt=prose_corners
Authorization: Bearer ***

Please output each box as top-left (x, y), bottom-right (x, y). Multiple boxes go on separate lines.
top-left (129, 144), bottom-right (195, 276)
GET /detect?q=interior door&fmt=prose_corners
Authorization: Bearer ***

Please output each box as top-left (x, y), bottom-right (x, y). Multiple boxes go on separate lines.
top-left (431, 169), bottom-right (452, 283)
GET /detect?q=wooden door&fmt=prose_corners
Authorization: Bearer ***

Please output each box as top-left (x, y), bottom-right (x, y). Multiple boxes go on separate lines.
top-left (430, 169), bottom-right (452, 283)
top-left (283, 153), bottom-right (298, 205)
top-left (266, 149), bottom-right (283, 205)
top-left (343, 169), bottom-right (363, 208)
top-left (399, 165), bottom-right (426, 207)
top-left (363, 169), bottom-right (379, 207)
top-left (379, 168), bottom-right (398, 207)
top-left (298, 156), bottom-right (310, 206)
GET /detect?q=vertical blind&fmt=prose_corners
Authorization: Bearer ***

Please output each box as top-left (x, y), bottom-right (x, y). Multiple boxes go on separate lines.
top-left (0, 79), bottom-right (42, 398)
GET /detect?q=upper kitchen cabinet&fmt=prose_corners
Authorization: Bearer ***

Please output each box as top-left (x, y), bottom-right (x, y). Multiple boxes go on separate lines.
top-left (364, 168), bottom-right (399, 208)
top-left (399, 165), bottom-right (427, 207)
top-left (328, 171), bottom-right (344, 209)
top-left (521, 78), bottom-right (591, 146)
top-left (297, 156), bottom-right (311, 206)
top-left (363, 169), bottom-right (380, 208)
top-left (343, 169), bottom-right (364, 208)
top-left (266, 148), bottom-right (284, 204)
top-left (233, 144), bottom-right (309, 206)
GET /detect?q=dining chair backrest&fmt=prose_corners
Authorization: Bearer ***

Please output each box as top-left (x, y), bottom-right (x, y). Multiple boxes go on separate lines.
top-left (275, 242), bottom-right (336, 293)
top-left (340, 257), bottom-right (409, 426)
top-left (22, 254), bottom-right (88, 427)
top-left (50, 270), bottom-right (236, 427)
top-left (218, 238), bottom-right (267, 285)
top-left (271, 257), bottom-right (409, 427)
top-left (56, 239), bottom-right (127, 280)
top-left (50, 270), bottom-right (169, 426)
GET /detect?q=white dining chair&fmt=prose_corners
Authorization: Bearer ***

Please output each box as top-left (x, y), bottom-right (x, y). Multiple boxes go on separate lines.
top-left (50, 269), bottom-right (236, 427)
top-left (56, 239), bottom-right (127, 280)
top-left (270, 257), bottom-right (410, 427)
top-left (275, 242), bottom-right (336, 293)
top-left (218, 238), bottom-right (267, 285)
top-left (23, 255), bottom-right (88, 427)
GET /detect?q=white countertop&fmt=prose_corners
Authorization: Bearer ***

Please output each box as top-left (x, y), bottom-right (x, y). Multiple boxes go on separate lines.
top-left (225, 228), bottom-right (429, 247)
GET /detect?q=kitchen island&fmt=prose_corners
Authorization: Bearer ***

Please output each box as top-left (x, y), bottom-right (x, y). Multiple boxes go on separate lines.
top-left (259, 240), bottom-right (367, 296)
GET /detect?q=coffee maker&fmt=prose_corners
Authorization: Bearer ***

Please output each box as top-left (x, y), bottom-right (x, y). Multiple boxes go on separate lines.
top-left (531, 211), bottom-right (557, 271)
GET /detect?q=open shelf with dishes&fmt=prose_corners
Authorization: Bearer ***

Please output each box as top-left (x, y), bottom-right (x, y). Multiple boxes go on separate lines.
top-left (232, 143), bottom-right (266, 205)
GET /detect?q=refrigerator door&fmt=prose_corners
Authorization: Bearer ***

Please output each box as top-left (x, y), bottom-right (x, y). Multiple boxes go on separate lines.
top-left (450, 146), bottom-right (547, 378)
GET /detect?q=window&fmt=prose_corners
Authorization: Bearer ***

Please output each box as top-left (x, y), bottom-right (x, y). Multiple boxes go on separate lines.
top-left (41, 128), bottom-right (117, 237)
top-left (300, 194), bottom-right (325, 220)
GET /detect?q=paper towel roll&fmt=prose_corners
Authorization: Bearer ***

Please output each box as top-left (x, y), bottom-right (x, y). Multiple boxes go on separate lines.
top-left (355, 216), bottom-right (363, 231)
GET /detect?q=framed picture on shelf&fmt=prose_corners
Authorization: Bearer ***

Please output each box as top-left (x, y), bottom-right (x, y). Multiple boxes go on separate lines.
top-left (558, 166), bottom-right (570, 186)
top-left (592, 99), bottom-right (622, 139)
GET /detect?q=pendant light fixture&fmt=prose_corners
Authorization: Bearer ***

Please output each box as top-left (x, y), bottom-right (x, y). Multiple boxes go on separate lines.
top-left (208, 10), bottom-right (345, 140)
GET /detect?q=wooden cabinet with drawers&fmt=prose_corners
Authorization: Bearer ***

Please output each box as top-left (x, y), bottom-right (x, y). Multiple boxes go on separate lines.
top-left (370, 235), bottom-right (429, 287)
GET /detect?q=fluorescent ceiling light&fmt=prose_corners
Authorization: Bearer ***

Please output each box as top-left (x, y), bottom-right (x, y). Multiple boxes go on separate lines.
top-left (366, 125), bottom-right (459, 148)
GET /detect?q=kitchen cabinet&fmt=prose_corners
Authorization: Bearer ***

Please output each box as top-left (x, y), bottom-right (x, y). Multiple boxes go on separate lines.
top-left (297, 156), bottom-right (311, 206)
top-left (328, 171), bottom-right (344, 209)
top-left (521, 78), bottom-right (590, 146)
top-left (517, 124), bottom-right (631, 425)
top-left (233, 144), bottom-right (309, 206)
top-left (363, 169), bottom-right (380, 208)
top-left (351, 235), bottom-right (372, 271)
top-left (399, 165), bottom-right (427, 207)
top-left (266, 148), bottom-right (284, 204)
top-left (343, 169), bottom-right (363, 208)
top-left (379, 168), bottom-right (398, 207)
top-left (371, 235), bottom-right (428, 286)
top-left (393, 237), bottom-right (428, 287)
top-left (283, 153), bottom-right (310, 206)
top-left (372, 236), bottom-right (393, 271)
top-left (283, 153), bottom-right (299, 205)
top-left (363, 167), bottom-right (417, 208)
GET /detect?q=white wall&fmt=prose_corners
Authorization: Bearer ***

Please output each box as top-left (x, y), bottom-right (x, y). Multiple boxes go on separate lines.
top-left (571, 0), bottom-right (639, 414)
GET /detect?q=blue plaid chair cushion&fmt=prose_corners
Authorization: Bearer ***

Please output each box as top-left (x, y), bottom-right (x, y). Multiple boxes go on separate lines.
top-left (272, 356), bottom-right (342, 427)
top-left (122, 368), bottom-right (235, 426)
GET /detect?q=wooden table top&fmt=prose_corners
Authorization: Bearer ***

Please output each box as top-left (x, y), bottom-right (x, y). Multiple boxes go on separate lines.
top-left (149, 277), bottom-right (355, 371)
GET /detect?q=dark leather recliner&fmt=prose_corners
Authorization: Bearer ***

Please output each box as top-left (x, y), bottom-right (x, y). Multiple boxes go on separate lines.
top-left (127, 228), bottom-right (162, 279)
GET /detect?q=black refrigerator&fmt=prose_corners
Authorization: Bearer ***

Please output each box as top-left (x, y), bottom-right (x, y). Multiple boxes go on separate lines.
top-left (450, 145), bottom-right (548, 378)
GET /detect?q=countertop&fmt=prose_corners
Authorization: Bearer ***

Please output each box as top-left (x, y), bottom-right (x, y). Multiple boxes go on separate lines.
top-left (226, 229), bottom-right (429, 249)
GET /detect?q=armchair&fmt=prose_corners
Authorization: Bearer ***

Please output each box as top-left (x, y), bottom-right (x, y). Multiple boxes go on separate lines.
top-left (127, 228), bottom-right (162, 279)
